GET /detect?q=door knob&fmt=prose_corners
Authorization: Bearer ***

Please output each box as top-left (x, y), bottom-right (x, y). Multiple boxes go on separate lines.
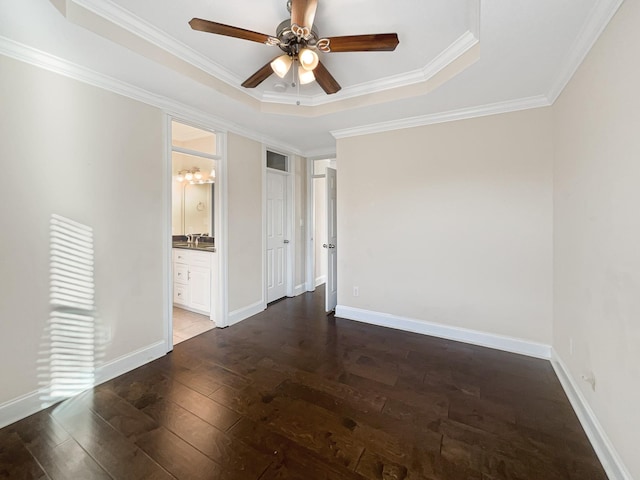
top-left (322, 244), bottom-right (328, 248)
top-left (283, 239), bottom-right (290, 244)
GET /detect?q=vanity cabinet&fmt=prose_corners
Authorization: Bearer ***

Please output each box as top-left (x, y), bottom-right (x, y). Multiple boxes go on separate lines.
top-left (173, 248), bottom-right (212, 315)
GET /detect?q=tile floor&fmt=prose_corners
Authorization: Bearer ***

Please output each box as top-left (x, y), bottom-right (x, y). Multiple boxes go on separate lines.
top-left (172, 306), bottom-right (214, 345)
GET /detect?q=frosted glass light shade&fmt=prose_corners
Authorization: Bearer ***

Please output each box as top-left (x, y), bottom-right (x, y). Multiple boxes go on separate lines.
top-left (298, 66), bottom-right (315, 85)
top-left (298, 48), bottom-right (319, 71)
top-left (271, 55), bottom-right (293, 78)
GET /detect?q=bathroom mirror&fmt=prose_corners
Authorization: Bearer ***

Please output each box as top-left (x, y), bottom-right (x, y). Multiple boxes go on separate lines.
top-left (171, 150), bottom-right (215, 237)
top-left (184, 183), bottom-right (213, 235)
top-left (172, 182), bottom-right (214, 236)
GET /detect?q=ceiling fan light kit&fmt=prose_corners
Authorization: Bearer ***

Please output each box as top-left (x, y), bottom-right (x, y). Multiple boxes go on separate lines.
top-left (298, 66), bottom-right (315, 85)
top-left (298, 47), bottom-right (319, 71)
top-left (189, 0), bottom-right (399, 95)
top-left (271, 54), bottom-right (293, 78)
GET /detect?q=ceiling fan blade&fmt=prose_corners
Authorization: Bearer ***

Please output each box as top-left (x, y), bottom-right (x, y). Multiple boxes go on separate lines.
top-left (314, 61), bottom-right (341, 95)
top-left (290, 0), bottom-right (318, 30)
top-left (325, 33), bottom-right (399, 52)
top-left (241, 60), bottom-right (274, 88)
top-left (189, 18), bottom-right (271, 44)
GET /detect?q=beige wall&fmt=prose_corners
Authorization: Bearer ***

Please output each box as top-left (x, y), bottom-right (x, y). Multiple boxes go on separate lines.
top-left (293, 155), bottom-right (307, 290)
top-left (552, 0), bottom-right (640, 476)
top-left (226, 132), bottom-right (263, 312)
top-left (0, 55), bottom-right (165, 405)
top-left (337, 108), bottom-right (554, 344)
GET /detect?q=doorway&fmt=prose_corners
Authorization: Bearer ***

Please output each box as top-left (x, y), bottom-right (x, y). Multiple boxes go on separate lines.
top-left (308, 159), bottom-right (337, 312)
top-left (168, 119), bottom-right (223, 347)
top-left (265, 150), bottom-right (293, 304)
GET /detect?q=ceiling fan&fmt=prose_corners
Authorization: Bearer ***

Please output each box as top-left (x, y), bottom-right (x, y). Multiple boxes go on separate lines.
top-left (189, 0), bottom-right (399, 95)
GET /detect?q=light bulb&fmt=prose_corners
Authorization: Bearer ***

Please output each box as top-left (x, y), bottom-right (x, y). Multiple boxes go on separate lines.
top-left (194, 170), bottom-right (202, 180)
top-left (298, 66), bottom-right (315, 85)
top-left (271, 55), bottom-right (292, 78)
top-left (210, 169), bottom-right (216, 178)
top-left (185, 171), bottom-right (193, 181)
top-left (298, 48), bottom-right (319, 71)
top-left (176, 172), bottom-right (184, 182)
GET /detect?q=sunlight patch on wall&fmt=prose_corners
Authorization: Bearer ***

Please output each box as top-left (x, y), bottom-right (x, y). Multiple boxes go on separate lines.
top-left (39, 214), bottom-right (102, 405)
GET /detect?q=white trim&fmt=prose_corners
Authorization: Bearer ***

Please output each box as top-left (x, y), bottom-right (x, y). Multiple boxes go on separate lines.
top-left (551, 350), bottom-right (633, 480)
top-left (0, 37), bottom-right (304, 157)
top-left (0, 389), bottom-right (45, 430)
top-left (214, 134), bottom-right (229, 328)
top-left (305, 157), bottom-right (315, 292)
top-left (264, 150), bottom-right (295, 304)
top-left (227, 300), bottom-right (266, 327)
top-left (293, 283), bottom-right (307, 296)
top-left (546, 0), bottom-right (625, 103)
top-left (335, 305), bottom-right (551, 359)
top-left (0, 340), bottom-right (166, 429)
top-left (285, 157), bottom-right (295, 298)
top-left (163, 115), bottom-right (173, 352)
top-left (261, 29), bottom-right (479, 107)
top-left (315, 275), bottom-right (327, 287)
top-left (71, 0), bottom-right (242, 92)
top-left (94, 341), bottom-right (167, 385)
top-left (306, 149), bottom-right (337, 161)
top-left (331, 95), bottom-right (551, 139)
top-left (69, 0), bottom-right (480, 108)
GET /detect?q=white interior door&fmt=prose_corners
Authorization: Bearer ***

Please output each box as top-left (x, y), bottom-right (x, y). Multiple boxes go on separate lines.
top-left (325, 167), bottom-right (337, 312)
top-left (266, 170), bottom-right (287, 303)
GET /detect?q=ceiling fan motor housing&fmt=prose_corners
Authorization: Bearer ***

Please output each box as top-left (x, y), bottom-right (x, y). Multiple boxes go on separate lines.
top-left (275, 19), bottom-right (326, 57)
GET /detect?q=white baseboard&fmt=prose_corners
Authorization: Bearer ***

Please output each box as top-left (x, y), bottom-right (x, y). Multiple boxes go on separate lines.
top-left (293, 283), bottom-right (306, 296)
top-left (315, 275), bottom-right (326, 287)
top-left (0, 340), bottom-right (167, 429)
top-left (335, 305), bottom-right (551, 359)
top-left (226, 300), bottom-right (265, 327)
top-left (551, 350), bottom-right (632, 480)
top-left (0, 389), bottom-right (46, 430)
top-left (94, 340), bottom-right (167, 386)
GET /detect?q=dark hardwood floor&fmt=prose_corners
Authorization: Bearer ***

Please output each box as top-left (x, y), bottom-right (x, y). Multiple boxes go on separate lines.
top-left (1, 288), bottom-right (607, 479)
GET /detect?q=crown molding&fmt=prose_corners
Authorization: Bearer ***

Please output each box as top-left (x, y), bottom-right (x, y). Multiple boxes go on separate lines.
top-left (546, 0), bottom-right (625, 103)
top-left (0, 36), bottom-right (303, 156)
top-left (263, 29), bottom-right (479, 107)
top-left (70, 0), bottom-right (251, 99)
top-left (331, 95), bottom-right (551, 139)
top-left (66, 0), bottom-right (480, 109)
top-left (304, 148), bottom-right (337, 161)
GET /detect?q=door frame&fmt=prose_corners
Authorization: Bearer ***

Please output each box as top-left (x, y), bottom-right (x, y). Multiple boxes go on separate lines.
top-left (263, 148), bottom-right (295, 306)
top-left (164, 115), bottom-right (228, 353)
top-left (305, 157), bottom-right (336, 293)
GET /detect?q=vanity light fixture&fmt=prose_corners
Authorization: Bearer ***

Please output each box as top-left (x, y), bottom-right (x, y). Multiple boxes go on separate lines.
top-left (176, 167), bottom-right (206, 182)
top-left (175, 167), bottom-right (216, 184)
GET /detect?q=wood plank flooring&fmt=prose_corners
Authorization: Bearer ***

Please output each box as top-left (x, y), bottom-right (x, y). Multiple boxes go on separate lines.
top-left (0, 288), bottom-right (607, 479)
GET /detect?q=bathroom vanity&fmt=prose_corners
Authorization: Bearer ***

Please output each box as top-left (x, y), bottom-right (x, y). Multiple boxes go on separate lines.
top-left (172, 241), bottom-right (215, 315)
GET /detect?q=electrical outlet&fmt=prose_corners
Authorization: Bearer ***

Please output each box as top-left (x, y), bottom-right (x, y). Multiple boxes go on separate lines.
top-left (353, 286), bottom-right (359, 297)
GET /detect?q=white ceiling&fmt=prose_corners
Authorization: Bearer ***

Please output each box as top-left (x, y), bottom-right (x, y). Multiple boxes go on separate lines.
top-left (0, 0), bottom-right (622, 156)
